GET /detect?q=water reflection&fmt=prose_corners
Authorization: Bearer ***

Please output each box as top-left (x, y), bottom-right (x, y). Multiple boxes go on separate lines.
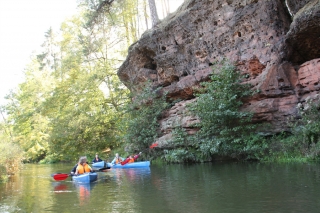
top-left (2, 163), bottom-right (320, 213)
top-left (52, 182), bottom-right (69, 193)
top-left (109, 167), bottom-right (151, 182)
top-left (73, 182), bottom-right (96, 206)
top-left (52, 181), bottom-right (98, 206)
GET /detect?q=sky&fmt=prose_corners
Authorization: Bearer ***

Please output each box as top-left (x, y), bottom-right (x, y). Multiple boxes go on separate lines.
top-left (0, 0), bottom-right (78, 106)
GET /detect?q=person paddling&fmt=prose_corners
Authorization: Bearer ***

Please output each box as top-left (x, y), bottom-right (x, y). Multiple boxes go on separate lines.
top-left (121, 152), bottom-right (142, 165)
top-left (75, 156), bottom-right (93, 175)
top-left (70, 164), bottom-right (77, 175)
top-left (111, 153), bottom-right (124, 165)
top-left (92, 153), bottom-right (103, 163)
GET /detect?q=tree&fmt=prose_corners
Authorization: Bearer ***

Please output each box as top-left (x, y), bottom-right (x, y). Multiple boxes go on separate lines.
top-left (143, 0), bottom-right (149, 29)
top-left (2, 0), bottom-right (187, 162)
top-left (5, 58), bottom-right (54, 162)
top-left (148, 0), bottom-right (159, 27)
top-left (189, 61), bottom-right (261, 159)
top-left (36, 28), bottom-right (60, 71)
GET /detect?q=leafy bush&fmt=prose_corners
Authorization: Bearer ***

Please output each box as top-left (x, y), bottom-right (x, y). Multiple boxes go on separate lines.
top-left (188, 60), bottom-right (266, 159)
top-left (163, 148), bottom-right (198, 163)
top-left (260, 95), bottom-right (320, 162)
top-left (122, 83), bottom-right (170, 154)
top-left (39, 154), bottom-right (63, 164)
top-left (162, 128), bottom-right (204, 163)
top-left (266, 95), bottom-right (320, 162)
top-left (0, 140), bottom-right (24, 181)
top-left (295, 96), bottom-right (320, 146)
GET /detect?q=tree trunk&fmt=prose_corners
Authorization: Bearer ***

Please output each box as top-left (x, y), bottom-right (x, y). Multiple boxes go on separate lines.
top-left (161, 0), bottom-right (166, 18)
top-left (136, 0), bottom-right (140, 37)
top-left (148, 0), bottom-right (159, 27)
top-left (143, 0), bottom-right (149, 29)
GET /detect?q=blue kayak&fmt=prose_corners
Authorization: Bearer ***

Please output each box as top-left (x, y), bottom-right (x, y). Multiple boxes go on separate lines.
top-left (72, 172), bottom-right (97, 183)
top-left (92, 161), bottom-right (107, 167)
top-left (107, 161), bottom-right (150, 168)
top-left (92, 161), bottom-right (106, 167)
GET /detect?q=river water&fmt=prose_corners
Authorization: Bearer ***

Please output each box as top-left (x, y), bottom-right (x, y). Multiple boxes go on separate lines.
top-left (1, 162), bottom-right (320, 213)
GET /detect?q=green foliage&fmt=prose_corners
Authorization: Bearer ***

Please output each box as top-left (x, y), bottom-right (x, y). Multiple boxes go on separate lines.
top-left (0, 174), bottom-right (9, 183)
top-left (161, 128), bottom-right (204, 163)
top-left (160, 61), bottom-right (267, 163)
top-left (0, 138), bottom-right (24, 180)
top-left (4, 59), bottom-right (53, 162)
top-left (261, 133), bottom-right (307, 162)
top-left (38, 154), bottom-right (73, 164)
top-left (0, 107), bottom-right (24, 180)
top-left (1, 0), bottom-right (182, 163)
top-left (265, 96), bottom-right (320, 162)
top-left (294, 96), bottom-right (320, 146)
top-left (187, 60), bottom-right (265, 159)
top-left (4, 9), bottom-right (131, 162)
top-left (162, 148), bottom-right (198, 163)
top-left (122, 83), bottom-right (170, 153)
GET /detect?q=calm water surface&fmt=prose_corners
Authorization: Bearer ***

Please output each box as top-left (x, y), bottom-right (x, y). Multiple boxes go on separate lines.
top-left (1, 162), bottom-right (320, 213)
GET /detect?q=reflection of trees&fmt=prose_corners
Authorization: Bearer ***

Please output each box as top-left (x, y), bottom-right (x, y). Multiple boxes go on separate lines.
top-left (0, 164), bottom-right (55, 212)
top-left (100, 168), bottom-right (151, 212)
top-left (145, 165), bottom-right (203, 212)
top-left (0, 175), bottom-right (22, 212)
top-left (145, 163), bottom-right (320, 212)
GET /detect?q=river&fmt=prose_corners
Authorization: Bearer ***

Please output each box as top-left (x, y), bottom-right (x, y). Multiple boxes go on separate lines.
top-left (1, 162), bottom-right (320, 213)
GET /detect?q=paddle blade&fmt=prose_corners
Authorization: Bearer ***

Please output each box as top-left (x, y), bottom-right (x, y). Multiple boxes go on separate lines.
top-left (93, 167), bottom-right (110, 172)
top-left (52, 173), bottom-right (69, 181)
top-left (149, 142), bottom-right (158, 149)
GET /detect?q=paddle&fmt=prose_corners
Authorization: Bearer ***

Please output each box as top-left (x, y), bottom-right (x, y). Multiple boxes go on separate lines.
top-left (51, 167), bottom-right (110, 181)
top-left (149, 142), bottom-right (158, 149)
top-left (93, 166), bottom-right (110, 172)
top-left (52, 173), bottom-right (70, 181)
top-left (93, 166), bottom-right (110, 171)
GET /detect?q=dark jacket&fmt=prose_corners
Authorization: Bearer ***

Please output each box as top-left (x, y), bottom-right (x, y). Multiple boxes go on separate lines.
top-left (71, 164), bottom-right (77, 174)
top-left (92, 157), bottom-right (103, 163)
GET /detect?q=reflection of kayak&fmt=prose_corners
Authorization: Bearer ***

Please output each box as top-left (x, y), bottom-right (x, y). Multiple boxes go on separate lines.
top-left (72, 172), bottom-right (98, 183)
top-left (92, 161), bottom-right (106, 167)
top-left (73, 182), bottom-right (95, 205)
top-left (107, 161), bottom-right (150, 168)
top-left (73, 182), bottom-right (96, 191)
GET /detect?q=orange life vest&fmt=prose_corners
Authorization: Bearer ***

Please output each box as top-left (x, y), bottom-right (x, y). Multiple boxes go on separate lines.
top-left (77, 163), bottom-right (91, 174)
top-left (128, 158), bottom-right (134, 163)
top-left (115, 157), bottom-right (122, 164)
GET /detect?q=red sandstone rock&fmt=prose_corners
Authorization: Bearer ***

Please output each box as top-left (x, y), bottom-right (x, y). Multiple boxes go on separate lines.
top-left (117, 0), bottom-right (320, 143)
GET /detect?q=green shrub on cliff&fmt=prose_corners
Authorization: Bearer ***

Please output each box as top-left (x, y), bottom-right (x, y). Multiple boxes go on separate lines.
top-left (123, 61), bottom-right (268, 162)
top-left (266, 95), bottom-right (320, 162)
top-left (188, 60), bottom-right (266, 160)
top-left (295, 96), bottom-right (320, 147)
top-left (122, 83), bottom-right (170, 153)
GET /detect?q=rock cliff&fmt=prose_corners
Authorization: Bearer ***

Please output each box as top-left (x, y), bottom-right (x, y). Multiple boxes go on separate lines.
top-left (118, 0), bottom-right (320, 146)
